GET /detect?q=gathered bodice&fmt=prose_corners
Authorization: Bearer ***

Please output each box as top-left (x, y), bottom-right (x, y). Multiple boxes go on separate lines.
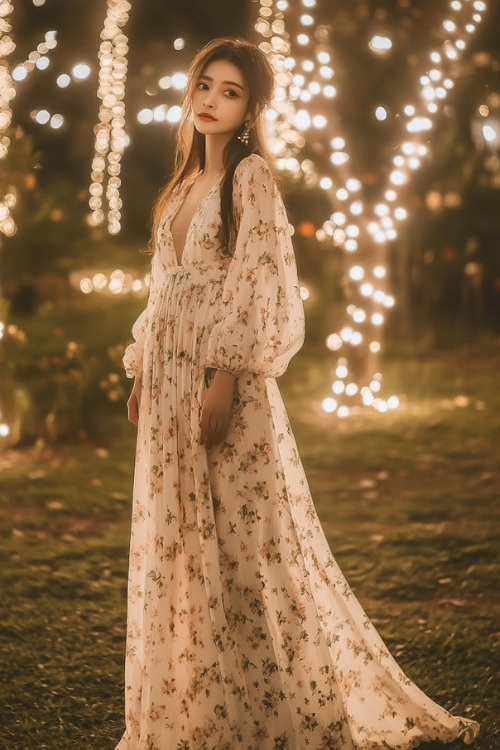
top-left (123, 154), bottom-right (305, 380)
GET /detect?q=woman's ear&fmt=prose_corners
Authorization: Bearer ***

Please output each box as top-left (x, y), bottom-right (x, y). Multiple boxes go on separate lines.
top-left (245, 105), bottom-right (258, 124)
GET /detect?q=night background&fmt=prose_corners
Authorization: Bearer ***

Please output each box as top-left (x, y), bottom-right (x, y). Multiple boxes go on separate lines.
top-left (0, 2), bottom-right (499, 748)
top-left (4, 0), bottom-right (500, 330)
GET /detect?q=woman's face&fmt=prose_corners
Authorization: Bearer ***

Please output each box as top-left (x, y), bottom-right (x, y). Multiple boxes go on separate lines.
top-left (191, 59), bottom-right (250, 142)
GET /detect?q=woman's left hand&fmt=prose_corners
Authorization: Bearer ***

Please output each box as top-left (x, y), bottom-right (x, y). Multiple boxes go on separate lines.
top-left (127, 376), bottom-right (142, 426)
top-left (200, 370), bottom-right (236, 448)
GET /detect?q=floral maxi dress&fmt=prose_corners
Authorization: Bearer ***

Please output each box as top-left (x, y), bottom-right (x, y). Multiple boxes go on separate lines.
top-left (117, 155), bottom-right (479, 750)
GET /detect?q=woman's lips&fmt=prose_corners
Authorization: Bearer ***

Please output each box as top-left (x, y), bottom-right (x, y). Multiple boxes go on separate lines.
top-left (198, 113), bottom-right (216, 121)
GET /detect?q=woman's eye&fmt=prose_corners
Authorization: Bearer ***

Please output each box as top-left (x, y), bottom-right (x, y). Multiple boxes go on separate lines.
top-left (226, 89), bottom-right (238, 98)
top-left (197, 82), bottom-right (208, 90)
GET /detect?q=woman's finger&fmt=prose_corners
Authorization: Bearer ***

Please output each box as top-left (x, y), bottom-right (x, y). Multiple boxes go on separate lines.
top-left (199, 409), bottom-right (211, 445)
top-left (208, 417), bottom-right (229, 447)
top-left (127, 394), bottom-right (139, 425)
top-left (206, 419), bottom-right (219, 448)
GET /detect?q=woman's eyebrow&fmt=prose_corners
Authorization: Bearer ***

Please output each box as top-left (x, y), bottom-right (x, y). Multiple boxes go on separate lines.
top-left (198, 74), bottom-right (245, 91)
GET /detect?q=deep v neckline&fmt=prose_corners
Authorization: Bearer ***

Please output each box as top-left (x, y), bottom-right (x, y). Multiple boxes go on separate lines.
top-left (169, 174), bottom-right (222, 266)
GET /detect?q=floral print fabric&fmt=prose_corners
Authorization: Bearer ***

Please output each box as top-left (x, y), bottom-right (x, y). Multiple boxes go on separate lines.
top-left (117, 155), bottom-right (479, 749)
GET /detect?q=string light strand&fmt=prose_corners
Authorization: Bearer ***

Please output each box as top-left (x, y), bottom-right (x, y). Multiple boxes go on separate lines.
top-left (90, 0), bottom-right (131, 235)
top-left (0, 0), bottom-right (15, 443)
top-left (0, 0), bottom-right (16, 238)
top-left (10, 29), bottom-right (57, 84)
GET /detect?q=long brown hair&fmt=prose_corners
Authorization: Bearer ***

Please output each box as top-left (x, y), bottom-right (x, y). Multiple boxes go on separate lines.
top-left (149, 37), bottom-right (275, 255)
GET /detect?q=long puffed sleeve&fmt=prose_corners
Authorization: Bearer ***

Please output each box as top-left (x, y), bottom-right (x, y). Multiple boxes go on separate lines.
top-left (122, 252), bottom-right (161, 378)
top-left (205, 154), bottom-right (305, 378)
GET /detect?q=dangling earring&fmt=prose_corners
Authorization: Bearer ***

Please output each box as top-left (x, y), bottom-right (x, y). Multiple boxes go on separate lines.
top-left (238, 120), bottom-right (251, 145)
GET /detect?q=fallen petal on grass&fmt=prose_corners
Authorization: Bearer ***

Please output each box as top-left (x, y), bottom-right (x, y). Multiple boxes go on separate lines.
top-left (47, 501), bottom-right (65, 511)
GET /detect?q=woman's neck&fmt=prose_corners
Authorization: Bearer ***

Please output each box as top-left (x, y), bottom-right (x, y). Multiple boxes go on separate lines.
top-left (203, 135), bottom-right (230, 175)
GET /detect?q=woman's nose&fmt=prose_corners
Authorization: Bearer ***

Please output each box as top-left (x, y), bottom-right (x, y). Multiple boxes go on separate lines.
top-left (203, 93), bottom-right (215, 108)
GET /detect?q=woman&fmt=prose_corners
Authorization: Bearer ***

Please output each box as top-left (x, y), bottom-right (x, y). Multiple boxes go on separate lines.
top-left (117, 37), bottom-right (479, 750)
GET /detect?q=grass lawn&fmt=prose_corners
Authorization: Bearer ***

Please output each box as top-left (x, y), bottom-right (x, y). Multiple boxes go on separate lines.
top-left (0, 331), bottom-right (499, 749)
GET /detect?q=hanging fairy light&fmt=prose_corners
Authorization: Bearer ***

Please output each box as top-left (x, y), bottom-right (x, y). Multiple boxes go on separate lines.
top-left (0, 0), bottom-right (16, 239)
top-left (90, 0), bottom-right (131, 235)
top-left (0, 0), bottom-right (15, 444)
top-left (254, 0), bottom-right (488, 416)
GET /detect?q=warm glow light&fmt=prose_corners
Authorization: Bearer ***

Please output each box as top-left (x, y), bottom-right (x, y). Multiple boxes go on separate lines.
top-left (312, 114), bottom-right (327, 128)
top-left (323, 85), bottom-right (336, 98)
top-left (12, 65), bottom-right (27, 81)
top-left (369, 35), bottom-right (393, 55)
top-left (137, 108), bottom-right (153, 124)
top-left (374, 203), bottom-right (389, 217)
top-left (319, 65), bottom-right (333, 80)
top-left (166, 105), bottom-right (182, 123)
top-left (407, 116), bottom-right (433, 132)
top-left (50, 113), bottom-right (64, 129)
top-left (330, 152), bottom-right (349, 165)
top-left (331, 137), bottom-right (345, 149)
top-left (56, 73), bottom-right (71, 87)
top-left (172, 72), bottom-right (188, 89)
top-left (159, 75), bottom-right (172, 89)
top-left (72, 63), bottom-right (91, 80)
top-left (300, 286), bottom-right (310, 301)
top-left (35, 109), bottom-right (50, 124)
top-left (322, 397), bottom-right (338, 413)
top-left (349, 266), bottom-right (364, 281)
top-left (482, 124), bottom-right (498, 143)
top-left (326, 333), bottom-right (342, 351)
top-left (295, 109), bottom-right (311, 129)
top-left (346, 178), bottom-right (361, 191)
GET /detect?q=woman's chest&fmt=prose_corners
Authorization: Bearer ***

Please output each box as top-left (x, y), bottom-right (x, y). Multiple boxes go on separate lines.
top-left (166, 186), bottom-right (222, 264)
top-left (170, 182), bottom-right (210, 250)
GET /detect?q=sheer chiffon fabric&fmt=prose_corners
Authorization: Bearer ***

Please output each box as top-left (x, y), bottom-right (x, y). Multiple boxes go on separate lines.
top-left (117, 155), bottom-right (479, 750)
